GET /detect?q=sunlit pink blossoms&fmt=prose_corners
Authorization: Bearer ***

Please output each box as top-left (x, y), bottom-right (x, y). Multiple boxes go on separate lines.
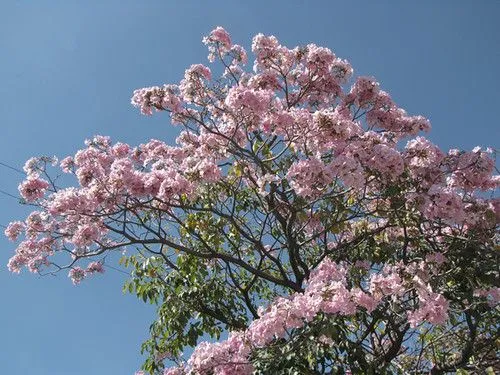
top-left (18, 177), bottom-right (50, 202)
top-left (4, 221), bottom-right (25, 241)
top-left (6, 26), bottom-right (499, 374)
top-left (164, 259), bottom-right (451, 374)
top-left (69, 266), bottom-right (86, 285)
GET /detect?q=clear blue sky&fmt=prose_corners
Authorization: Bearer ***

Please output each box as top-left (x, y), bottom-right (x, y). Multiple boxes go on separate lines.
top-left (1, 1), bottom-right (499, 374)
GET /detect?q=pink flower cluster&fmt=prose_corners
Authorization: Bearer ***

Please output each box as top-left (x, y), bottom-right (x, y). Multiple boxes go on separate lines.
top-left (407, 291), bottom-right (449, 327)
top-left (225, 87), bottom-right (273, 119)
top-left (421, 185), bottom-right (465, 223)
top-left (164, 259), bottom-right (450, 374)
top-left (404, 136), bottom-right (444, 187)
top-left (363, 90), bottom-right (431, 136)
top-left (474, 287), bottom-right (500, 307)
top-left (203, 26), bottom-right (232, 62)
top-left (18, 177), bottom-right (50, 202)
top-left (7, 237), bottom-right (54, 274)
top-left (180, 64), bottom-right (213, 103)
top-left (7, 131), bottom-right (230, 275)
top-left (4, 221), bottom-right (25, 241)
top-left (68, 267), bottom-right (86, 285)
top-left (286, 158), bottom-right (334, 198)
top-left (447, 147), bottom-right (497, 190)
top-left (68, 262), bottom-right (105, 285)
top-left (131, 84), bottom-right (183, 116)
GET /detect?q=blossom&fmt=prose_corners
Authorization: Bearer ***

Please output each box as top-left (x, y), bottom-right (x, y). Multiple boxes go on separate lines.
top-left (204, 26), bottom-right (231, 49)
top-left (18, 177), bottom-right (50, 202)
top-left (185, 64), bottom-right (212, 81)
top-left (4, 221), bottom-right (25, 241)
top-left (251, 33), bottom-right (281, 69)
top-left (230, 44), bottom-right (248, 64)
top-left (5, 26), bottom-right (498, 374)
top-left (367, 144), bottom-right (405, 179)
top-left (474, 287), bottom-right (500, 307)
top-left (71, 223), bottom-right (106, 248)
top-left (369, 269), bottom-right (405, 299)
top-left (86, 261), bottom-right (105, 274)
top-left (421, 185), bottom-right (465, 223)
top-left (408, 292), bottom-right (449, 327)
top-left (59, 156), bottom-right (74, 173)
top-left (131, 85), bottom-right (183, 116)
top-left (447, 148), bottom-right (496, 190)
top-left (166, 258), bottom-right (451, 373)
top-left (286, 158), bottom-right (334, 198)
top-left (69, 267), bottom-right (86, 285)
top-left (346, 76), bottom-right (380, 107)
top-left (163, 368), bottom-right (185, 375)
top-left (225, 87), bottom-right (273, 117)
top-left (203, 26), bottom-right (232, 61)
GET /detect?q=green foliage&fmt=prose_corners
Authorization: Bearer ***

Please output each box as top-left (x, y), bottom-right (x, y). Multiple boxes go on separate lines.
top-left (121, 250), bottom-right (257, 373)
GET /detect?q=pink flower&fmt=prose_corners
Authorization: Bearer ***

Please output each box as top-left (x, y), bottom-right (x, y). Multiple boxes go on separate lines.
top-left (353, 289), bottom-right (378, 313)
top-left (251, 33), bottom-right (280, 68)
top-left (163, 368), bottom-right (185, 375)
top-left (286, 158), bottom-right (334, 198)
top-left (185, 64), bottom-right (212, 81)
top-left (230, 44), bottom-right (248, 64)
top-left (69, 267), bottom-right (86, 285)
top-left (474, 287), bottom-right (500, 307)
top-left (18, 177), bottom-right (50, 202)
top-left (4, 221), bottom-right (25, 241)
top-left (23, 157), bottom-right (40, 176)
top-left (425, 252), bottom-right (446, 265)
top-left (367, 144), bottom-right (405, 179)
top-left (209, 27), bottom-right (231, 48)
top-left (71, 223), bottom-right (105, 248)
top-left (447, 148), bottom-right (495, 190)
top-left (305, 44), bottom-right (336, 75)
top-left (346, 76), bottom-right (380, 107)
top-left (59, 156), bottom-right (74, 173)
top-left (86, 261), bottom-right (105, 274)
top-left (225, 87), bottom-right (273, 117)
top-left (421, 185), bottom-right (465, 223)
top-left (369, 270), bottom-right (405, 299)
top-left (131, 85), bottom-right (183, 116)
top-left (408, 291), bottom-right (449, 327)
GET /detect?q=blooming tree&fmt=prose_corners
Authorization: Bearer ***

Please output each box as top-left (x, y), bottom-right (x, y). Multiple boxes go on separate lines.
top-left (6, 27), bottom-right (499, 374)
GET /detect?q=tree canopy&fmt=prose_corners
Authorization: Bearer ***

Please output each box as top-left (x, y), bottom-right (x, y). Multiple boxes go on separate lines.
top-left (6, 27), bottom-right (499, 374)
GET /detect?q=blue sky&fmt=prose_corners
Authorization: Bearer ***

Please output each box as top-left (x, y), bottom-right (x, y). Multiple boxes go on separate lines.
top-left (0, 1), bottom-right (499, 374)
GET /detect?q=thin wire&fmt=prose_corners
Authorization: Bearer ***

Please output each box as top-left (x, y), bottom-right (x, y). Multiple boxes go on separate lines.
top-left (0, 161), bottom-right (25, 175)
top-left (0, 160), bottom-right (62, 190)
top-left (0, 189), bottom-right (21, 201)
top-left (0, 161), bottom-right (24, 201)
top-left (104, 264), bottom-right (131, 276)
